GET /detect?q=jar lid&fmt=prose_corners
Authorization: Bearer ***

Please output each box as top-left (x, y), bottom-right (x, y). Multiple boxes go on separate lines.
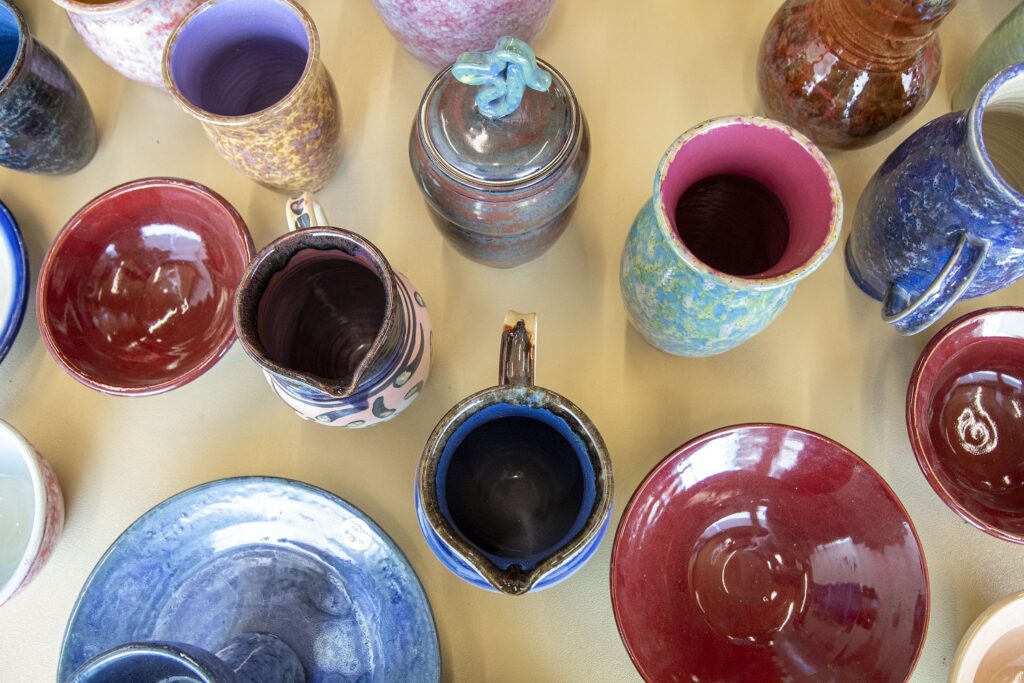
top-left (417, 38), bottom-right (580, 188)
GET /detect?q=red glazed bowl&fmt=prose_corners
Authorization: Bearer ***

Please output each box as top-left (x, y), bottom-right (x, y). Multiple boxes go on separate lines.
top-left (38, 178), bottom-right (254, 396)
top-left (907, 307), bottom-right (1024, 543)
top-left (610, 424), bottom-right (929, 683)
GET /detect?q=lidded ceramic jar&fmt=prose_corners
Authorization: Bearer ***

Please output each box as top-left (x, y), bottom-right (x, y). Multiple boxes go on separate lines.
top-left (410, 37), bottom-right (589, 268)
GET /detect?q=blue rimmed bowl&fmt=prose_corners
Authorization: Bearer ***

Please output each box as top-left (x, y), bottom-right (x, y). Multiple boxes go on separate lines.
top-left (59, 477), bottom-right (441, 682)
top-left (0, 200), bottom-right (27, 363)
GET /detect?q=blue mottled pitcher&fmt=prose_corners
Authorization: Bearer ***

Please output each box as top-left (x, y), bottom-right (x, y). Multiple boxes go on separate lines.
top-left (847, 63), bottom-right (1024, 335)
top-left (620, 116), bottom-right (842, 356)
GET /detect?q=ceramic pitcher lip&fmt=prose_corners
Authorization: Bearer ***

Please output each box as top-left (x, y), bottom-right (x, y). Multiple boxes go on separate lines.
top-left (233, 227), bottom-right (402, 399)
top-left (52, 0), bottom-right (147, 14)
top-left (654, 115), bottom-right (843, 292)
top-left (161, 0), bottom-right (320, 127)
top-left (967, 62), bottom-right (1024, 209)
top-left (418, 382), bottom-right (614, 595)
top-left (0, 2), bottom-right (28, 97)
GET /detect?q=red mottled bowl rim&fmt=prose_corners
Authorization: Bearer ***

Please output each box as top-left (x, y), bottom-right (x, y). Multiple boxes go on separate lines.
top-left (36, 177), bottom-right (255, 397)
top-left (0, 419), bottom-right (55, 606)
top-left (906, 306), bottom-right (1024, 544)
top-left (609, 422), bottom-right (930, 683)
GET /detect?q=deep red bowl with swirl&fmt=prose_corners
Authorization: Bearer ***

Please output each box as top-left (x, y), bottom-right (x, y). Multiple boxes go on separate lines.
top-left (907, 307), bottom-right (1024, 544)
top-left (611, 424), bottom-right (928, 682)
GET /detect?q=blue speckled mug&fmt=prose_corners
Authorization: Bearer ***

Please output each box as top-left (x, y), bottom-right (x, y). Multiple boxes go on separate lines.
top-left (847, 63), bottom-right (1024, 335)
top-left (620, 116), bottom-right (842, 356)
top-left (416, 312), bottom-right (613, 595)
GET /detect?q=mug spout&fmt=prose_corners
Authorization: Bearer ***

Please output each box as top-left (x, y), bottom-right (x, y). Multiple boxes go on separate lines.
top-left (492, 564), bottom-right (539, 596)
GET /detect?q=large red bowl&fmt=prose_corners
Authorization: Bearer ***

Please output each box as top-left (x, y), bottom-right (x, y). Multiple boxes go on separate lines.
top-left (611, 424), bottom-right (928, 683)
top-left (907, 307), bottom-right (1024, 543)
top-left (37, 178), bottom-right (254, 396)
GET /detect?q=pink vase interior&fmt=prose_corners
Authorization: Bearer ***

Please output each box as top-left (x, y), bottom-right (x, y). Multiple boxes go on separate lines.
top-left (658, 119), bottom-right (837, 280)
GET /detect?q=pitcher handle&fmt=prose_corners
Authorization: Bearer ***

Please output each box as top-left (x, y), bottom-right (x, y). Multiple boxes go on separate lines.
top-left (883, 232), bottom-right (989, 335)
top-left (499, 311), bottom-right (537, 386)
top-left (286, 192), bottom-right (328, 231)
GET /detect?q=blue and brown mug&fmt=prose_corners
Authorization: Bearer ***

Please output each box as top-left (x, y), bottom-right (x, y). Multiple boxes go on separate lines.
top-left (416, 311), bottom-right (612, 595)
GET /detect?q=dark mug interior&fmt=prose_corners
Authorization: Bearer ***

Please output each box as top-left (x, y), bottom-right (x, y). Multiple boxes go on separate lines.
top-left (255, 245), bottom-right (387, 386)
top-left (169, 0), bottom-right (310, 117)
top-left (435, 402), bottom-right (597, 570)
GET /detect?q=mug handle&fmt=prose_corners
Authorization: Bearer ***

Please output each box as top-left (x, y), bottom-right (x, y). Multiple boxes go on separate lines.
top-left (286, 192), bottom-right (329, 231)
top-left (499, 311), bottom-right (537, 386)
top-left (883, 231), bottom-right (990, 335)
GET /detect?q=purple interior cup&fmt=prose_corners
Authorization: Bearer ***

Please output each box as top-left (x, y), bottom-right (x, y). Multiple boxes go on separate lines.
top-left (168, 0), bottom-right (310, 118)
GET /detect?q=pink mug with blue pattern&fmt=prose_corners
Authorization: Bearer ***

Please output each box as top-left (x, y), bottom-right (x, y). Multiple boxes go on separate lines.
top-left (233, 195), bottom-right (432, 428)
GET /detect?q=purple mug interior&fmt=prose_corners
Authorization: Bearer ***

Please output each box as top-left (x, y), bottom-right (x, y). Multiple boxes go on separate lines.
top-left (168, 0), bottom-right (310, 117)
top-left (658, 119), bottom-right (837, 280)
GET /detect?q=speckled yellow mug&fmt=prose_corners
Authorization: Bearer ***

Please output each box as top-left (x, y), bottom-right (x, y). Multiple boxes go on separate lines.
top-left (162, 0), bottom-right (342, 193)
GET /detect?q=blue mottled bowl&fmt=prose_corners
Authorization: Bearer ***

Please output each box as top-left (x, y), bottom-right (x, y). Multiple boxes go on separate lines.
top-left (59, 477), bottom-right (441, 682)
top-left (0, 200), bottom-right (27, 363)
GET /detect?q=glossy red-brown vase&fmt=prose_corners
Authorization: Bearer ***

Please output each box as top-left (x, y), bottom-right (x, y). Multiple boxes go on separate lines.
top-left (758, 0), bottom-right (956, 150)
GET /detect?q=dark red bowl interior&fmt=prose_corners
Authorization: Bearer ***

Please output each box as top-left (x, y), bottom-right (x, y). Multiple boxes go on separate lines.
top-left (38, 179), bottom-right (253, 395)
top-left (908, 307), bottom-right (1024, 543)
top-left (611, 424), bottom-right (928, 683)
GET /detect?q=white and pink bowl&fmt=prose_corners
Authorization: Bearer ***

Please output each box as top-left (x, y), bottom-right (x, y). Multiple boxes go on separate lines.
top-left (951, 591), bottom-right (1024, 682)
top-left (0, 419), bottom-right (64, 607)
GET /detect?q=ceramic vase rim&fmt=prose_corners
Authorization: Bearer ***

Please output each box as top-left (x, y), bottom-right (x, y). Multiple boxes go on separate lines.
top-left (0, 419), bottom-right (49, 606)
top-left (652, 115), bottom-right (843, 292)
top-left (608, 422), bottom-right (930, 683)
top-left (967, 62), bottom-right (1024, 209)
top-left (57, 476), bottom-right (441, 680)
top-left (52, 0), bottom-right (147, 15)
top-left (0, 198), bottom-right (28, 364)
top-left (906, 305), bottom-right (1024, 544)
top-left (418, 383), bottom-right (613, 595)
top-left (0, 1), bottom-right (29, 100)
top-left (161, 0), bottom-right (320, 127)
top-left (949, 589), bottom-right (1024, 681)
top-left (233, 226), bottom-right (402, 399)
top-left (67, 642), bottom-right (220, 683)
top-left (416, 57), bottom-right (583, 191)
top-left (36, 176), bottom-right (255, 397)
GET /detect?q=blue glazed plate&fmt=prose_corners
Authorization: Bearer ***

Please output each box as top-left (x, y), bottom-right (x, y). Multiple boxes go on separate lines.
top-left (58, 477), bottom-right (441, 682)
top-left (0, 200), bottom-right (27, 363)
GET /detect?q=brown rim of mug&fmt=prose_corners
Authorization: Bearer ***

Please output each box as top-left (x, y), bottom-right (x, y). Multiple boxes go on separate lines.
top-left (418, 382), bottom-right (614, 596)
top-left (0, 1), bottom-right (28, 98)
top-left (51, 0), bottom-right (147, 15)
top-left (161, 0), bottom-right (320, 127)
top-left (36, 177), bottom-right (255, 397)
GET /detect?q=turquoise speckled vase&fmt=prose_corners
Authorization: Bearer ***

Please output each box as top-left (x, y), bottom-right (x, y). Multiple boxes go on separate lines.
top-left (952, 2), bottom-right (1024, 111)
top-left (620, 116), bottom-right (842, 356)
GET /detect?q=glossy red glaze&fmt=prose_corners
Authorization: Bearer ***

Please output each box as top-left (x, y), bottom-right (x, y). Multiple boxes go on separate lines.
top-left (908, 307), bottom-right (1024, 543)
top-left (37, 178), bottom-right (254, 395)
top-left (611, 424), bottom-right (928, 683)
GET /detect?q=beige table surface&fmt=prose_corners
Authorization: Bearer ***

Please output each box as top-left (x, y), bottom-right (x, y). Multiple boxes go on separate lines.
top-left (1, 0), bottom-right (1023, 680)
